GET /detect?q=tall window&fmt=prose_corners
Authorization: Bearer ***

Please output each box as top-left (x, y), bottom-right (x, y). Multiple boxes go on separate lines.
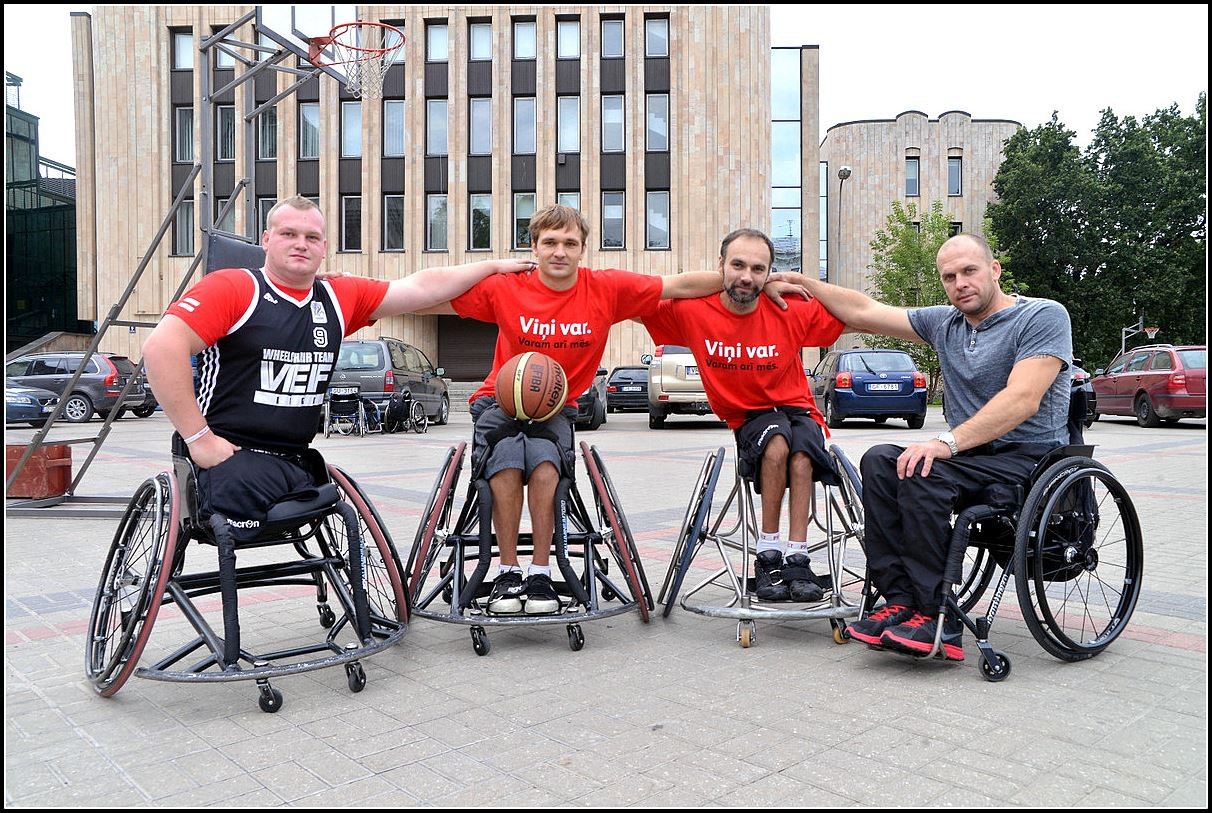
top-left (173, 31), bottom-right (193, 70)
top-left (427, 24), bottom-right (448, 62)
top-left (383, 100), bottom-right (405, 157)
top-left (602, 192), bottom-right (624, 248)
top-left (646, 191), bottom-right (670, 249)
top-left (949, 221), bottom-right (963, 236)
top-left (513, 97), bottom-right (536, 155)
top-left (558, 192), bottom-right (580, 210)
top-left (646, 94), bottom-right (669, 152)
top-left (557, 97), bottom-right (580, 153)
top-left (341, 101), bottom-right (362, 158)
top-left (645, 18), bottom-right (669, 57)
top-left (601, 19), bottom-right (623, 58)
top-left (214, 200), bottom-right (235, 234)
top-left (470, 194), bottom-right (492, 250)
top-left (771, 47), bottom-right (803, 275)
top-left (214, 32), bottom-right (236, 68)
top-left (385, 24), bottom-right (405, 63)
top-left (557, 20), bottom-right (580, 58)
top-left (217, 105), bottom-right (236, 161)
top-left (257, 107), bottom-right (277, 160)
top-left (469, 98), bottom-right (492, 155)
top-left (175, 107), bottom-right (193, 162)
top-left (905, 157), bottom-right (920, 197)
top-left (257, 197), bottom-right (276, 234)
top-left (469, 22), bottom-right (491, 60)
top-left (173, 201), bottom-right (194, 255)
top-left (513, 193), bottom-right (536, 249)
top-left (602, 96), bottom-right (624, 153)
top-left (300, 103), bottom-right (320, 159)
top-left (948, 157), bottom-right (963, 196)
top-left (256, 32), bottom-right (274, 62)
top-left (427, 99), bottom-right (448, 156)
top-left (426, 194), bottom-right (448, 250)
top-left (383, 195), bottom-right (404, 251)
top-left (513, 21), bottom-right (537, 59)
top-left (341, 196), bottom-right (361, 251)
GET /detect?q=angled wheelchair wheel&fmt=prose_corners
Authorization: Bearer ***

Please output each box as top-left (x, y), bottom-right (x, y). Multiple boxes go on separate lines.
top-left (826, 445), bottom-right (871, 604)
top-left (86, 472), bottom-right (180, 697)
top-left (356, 403), bottom-right (367, 438)
top-left (406, 443), bottom-right (466, 600)
top-left (659, 447), bottom-right (726, 618)
top-left (581, 442), bottom-right (651, 622)
top-left (325, 466), bottom-right (410, 626)
top-left (1013, 457), bottom-right (1144, 661)
top-left (410, 401), bottom-right (428, 434)
top-left (955, 543), bottom-right (999, 613)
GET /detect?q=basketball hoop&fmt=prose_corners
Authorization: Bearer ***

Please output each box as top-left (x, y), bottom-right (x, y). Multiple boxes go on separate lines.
top-left (1144, 326), bottom-right (1160, 340)
top-left (310, 21), bottom-right (403, 99)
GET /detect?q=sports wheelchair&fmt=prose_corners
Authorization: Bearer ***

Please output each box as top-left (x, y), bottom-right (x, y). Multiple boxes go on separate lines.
top-left (324, 385), bottom-right (427, 437)
top-left (85, 443), bottom-right (409, 711)
top-left (845, 387), bottom-right (1144, 681)
top-left (657, 445), bottom-right (866, 648)
top-left (406, 440), bottom-right (652, 656)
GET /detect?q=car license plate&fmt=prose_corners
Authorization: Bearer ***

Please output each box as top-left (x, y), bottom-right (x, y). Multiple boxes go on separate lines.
top-left (330, 386), bottom-right (358, 396)
top-left (867, 383), bottom-right (899, 391)
top-left (622, 386), bottom-right (642, 392)
top-left (685, 366), bottom-right (699, 377)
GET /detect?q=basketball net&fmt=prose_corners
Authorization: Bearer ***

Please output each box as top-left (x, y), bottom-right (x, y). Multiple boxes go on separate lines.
top-left (310, 21), bottom-right (404, 100)
top-left (1144, 327), bottom-right (1160, 340)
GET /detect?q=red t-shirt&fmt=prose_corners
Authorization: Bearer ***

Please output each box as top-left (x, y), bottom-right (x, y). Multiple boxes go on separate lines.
top-left (451, 268), bottom-right (663, 406)
top-left (643, 295), bottom-right (845, 430)
top-left (166, 268), bottom-right (389, 342)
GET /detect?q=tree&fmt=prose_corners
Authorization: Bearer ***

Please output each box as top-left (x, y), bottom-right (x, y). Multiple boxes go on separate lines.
top-left (864, 200), bottom-right (953, 399)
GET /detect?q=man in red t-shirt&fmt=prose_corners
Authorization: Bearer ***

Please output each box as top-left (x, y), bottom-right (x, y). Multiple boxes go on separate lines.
top-left (418, 205), bottom-right (744, 614)
top-left (642, 228), bottom-right (845, 603)
top-left (143, 196), bottom-right (533, 534)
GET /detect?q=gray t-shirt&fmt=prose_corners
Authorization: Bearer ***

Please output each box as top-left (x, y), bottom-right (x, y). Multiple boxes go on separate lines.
top-left (908, 296), bottom-right (1073, 447)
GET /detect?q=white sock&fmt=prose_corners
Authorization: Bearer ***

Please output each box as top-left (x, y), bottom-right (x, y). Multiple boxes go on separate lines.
top-left (757, 532), bottom-right (783, 555)
top-left (499, 564), bottom-right (522, 577)
top-left (528, 564), bottom-right (552, 578)
top-left (786, 541), bottom-right (811, 559)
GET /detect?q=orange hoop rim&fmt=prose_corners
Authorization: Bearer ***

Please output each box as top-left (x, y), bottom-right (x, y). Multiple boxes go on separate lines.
top-left (310, 21), bottom-right (403, 66)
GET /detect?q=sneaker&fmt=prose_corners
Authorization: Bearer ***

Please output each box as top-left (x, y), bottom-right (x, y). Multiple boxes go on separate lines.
top-left (846, 604), bottom-right (913, 647)
top-left (523, 573), bottom-right (561, 614)
top-left (782, 553), bottom-right (825, 603)
top-left (753, 551), bottom-right (790, 601)
top-left (487, 570), bottom-right (524, 614)
top-left (880, 612), bottom-right (965, 661)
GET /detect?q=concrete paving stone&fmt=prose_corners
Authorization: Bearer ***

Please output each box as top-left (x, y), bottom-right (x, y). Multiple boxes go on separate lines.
top-left (537, 715), bottom-right (610, 749)
top-left (1159, 775), bottom-right (1207, 807)
top-left (220, 788), bottom-right (293, 807)
top-left (1082, 784), bottom-right (1168, 806)
top-left (640, 787), bottom-right (712, 807)
top-left (639, 761), bottom-right (747, 800)
top-left (680, 746), bottom-right (779, 786)
top-left (766, 778), bottom-right (862, 807)
top-left (929, 788), bottom-right (1008, 806)
top-left (492, 786), bottom-right (569, 806)
top-left (169, 748), bottom-right (247, 786)
top-left (351, 787), bottom-right (423, 807)
top-left (250, 761), bottom-right (332, 803)
top-left (428, 773), bottom-right (531, 807)
top-left (547, 749), bottom-right (624, 785)
top-left (419, 749), bottom-right (508, 785)
top-left (124, 759), bottom-right (207, 800)
top-left (459, 733), bottom-right (567, 773)
top-left (294, 746), bottom-right (373, 786)
top-left (150, 773), bottom-right (267, 806)
top-left (565, 772), bottom-right (669, 806)
top-left (11, 784), bottom-right (150, 807)
top-left (380, 760), bottom-right (464, 798)
top-left (515, 759), bottom-right (604, 801)
top-left (358, 736), bottom-right (452, 774)
top-left (919, 758), bottom-right (1026, 801)
top-left (413, 715), bottom-right (493, 749)
top-left (289, 775), bottom-right (399, 807)
top-left (220, 734), bottom-right (333, 773)
top-left (742, 738), bottom-right (834, 773)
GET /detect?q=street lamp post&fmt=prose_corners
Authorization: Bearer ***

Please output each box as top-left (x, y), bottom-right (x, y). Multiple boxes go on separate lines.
top-left (834, 166), bottom-right (851, 283)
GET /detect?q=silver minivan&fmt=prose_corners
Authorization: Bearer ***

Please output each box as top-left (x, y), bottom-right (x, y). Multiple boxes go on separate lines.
top-left (330, 338), bottom-right (450, 425)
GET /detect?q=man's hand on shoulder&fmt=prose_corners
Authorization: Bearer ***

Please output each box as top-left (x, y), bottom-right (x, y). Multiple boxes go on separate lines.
top-left (494, 259), bottom-right (538, 275)
top-left (315, 269), bottom-right (349, 281)
top-left (763, 274), bottom-right (811, 311)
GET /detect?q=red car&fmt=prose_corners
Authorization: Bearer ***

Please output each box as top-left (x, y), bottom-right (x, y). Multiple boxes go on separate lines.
top-left (1091, 345), bottom-right (1206, 427)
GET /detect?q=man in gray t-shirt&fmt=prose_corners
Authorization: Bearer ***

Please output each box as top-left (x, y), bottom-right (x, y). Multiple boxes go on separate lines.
top-left (793, 233), bottom-right (1073, 663)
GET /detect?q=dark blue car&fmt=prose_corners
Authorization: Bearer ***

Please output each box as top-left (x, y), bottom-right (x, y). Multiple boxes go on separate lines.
top-left (809, 349), bottom-right (927, 429)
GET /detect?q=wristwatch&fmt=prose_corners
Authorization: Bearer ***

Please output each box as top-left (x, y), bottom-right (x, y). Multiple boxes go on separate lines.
top-left (935, 431), bottom-right (959, 455)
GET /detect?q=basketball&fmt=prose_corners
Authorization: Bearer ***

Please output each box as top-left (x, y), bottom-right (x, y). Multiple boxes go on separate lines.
top-left (495, 352), bottom-right (568, 422)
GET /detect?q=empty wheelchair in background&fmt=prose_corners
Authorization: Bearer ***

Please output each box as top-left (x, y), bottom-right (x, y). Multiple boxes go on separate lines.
top-left (381, 388), bottom-right (428, 434)
top-left (406, 440), bottom-right (652, 655)
top-left (85, 444), bottom-right (409, 711)
top-left (324, 384), bottom-right (369, 437)
top-left (657, 444), bottom-right (867, 648)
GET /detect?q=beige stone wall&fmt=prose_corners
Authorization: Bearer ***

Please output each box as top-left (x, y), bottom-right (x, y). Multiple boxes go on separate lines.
top-left (73, 5), bottom-right (775, 374)
top-left (820, 110), bottom-right (1021, 300)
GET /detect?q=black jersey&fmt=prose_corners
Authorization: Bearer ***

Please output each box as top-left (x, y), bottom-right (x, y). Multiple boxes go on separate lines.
top-left (196, 268), bottom-right (345, 453)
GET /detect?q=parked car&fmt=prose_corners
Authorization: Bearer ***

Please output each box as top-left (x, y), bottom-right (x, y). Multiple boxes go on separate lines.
top-left (1071, 359), bottom-right (1097, 428)
top-left (5, 352), bottom-right (148, 423)
top-left (574, 367), bottom-right (608, 431)
top-left (809, 349), bottom-right (927, 429)
top-left (1090, 344), bottom-right (1206, 427)
top-left (645, 345), bottom-right (715, 429)
top-left (330, 338), bottom-right (450, 425)
top-left (606, 366), bottom-right (650, 413)
top-left (5, 380), bottom-right (61, 427)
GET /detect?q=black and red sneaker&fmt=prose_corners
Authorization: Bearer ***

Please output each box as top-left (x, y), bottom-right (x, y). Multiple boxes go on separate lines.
top-left (846, 604), bottom-right (912, 647)
top-left (880, 612), bottom-right (964, 660)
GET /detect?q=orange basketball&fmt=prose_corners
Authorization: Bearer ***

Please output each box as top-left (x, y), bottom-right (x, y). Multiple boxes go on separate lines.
top-left (494, 352), bottom-right (568, 422)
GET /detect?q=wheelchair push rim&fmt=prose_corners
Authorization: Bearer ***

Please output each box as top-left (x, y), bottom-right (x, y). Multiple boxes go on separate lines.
top-left (327, 465), bottom-right (411, 626)
top-left (659, 447), bottom-right (726, 618)
top-left (581, 441), bottom-right (651, 622)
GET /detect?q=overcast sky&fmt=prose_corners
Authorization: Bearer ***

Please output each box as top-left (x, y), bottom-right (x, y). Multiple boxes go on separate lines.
top-left (3, 4), bottom-right (1208, 166)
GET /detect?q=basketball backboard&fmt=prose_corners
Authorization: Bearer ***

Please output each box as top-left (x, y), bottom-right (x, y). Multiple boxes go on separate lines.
top-left (255, 5), bottom-right (356, 84)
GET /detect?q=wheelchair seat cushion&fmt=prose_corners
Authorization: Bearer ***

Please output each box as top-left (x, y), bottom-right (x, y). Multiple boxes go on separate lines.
top-left (262, 482), bottom-right (340, 530)
top-left (197, 448), bottom-right (323, 541)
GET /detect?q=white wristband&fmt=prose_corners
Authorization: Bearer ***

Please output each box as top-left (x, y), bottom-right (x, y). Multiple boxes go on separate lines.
top-left (183, 425), bottom-right (211, 445)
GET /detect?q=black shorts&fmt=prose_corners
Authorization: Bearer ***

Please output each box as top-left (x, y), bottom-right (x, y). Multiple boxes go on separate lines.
top-left (196, 448), bottom-right (316, 541)
top-left (470, 396), bottom-right (576, 481)
top-left (733, 407), bottom-right (840, 493)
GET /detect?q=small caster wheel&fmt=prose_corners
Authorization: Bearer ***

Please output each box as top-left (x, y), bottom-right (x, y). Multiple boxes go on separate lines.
top-left (317, 603), bottom-right (336, 629)
top-left (979, 651), bottom-right (1011, 682)
top-left (832, 622), bottom-right (849, 645)
top-left (345, 661), bottom-right (366, 693)
top-left (257, 683), bottom-right (283, 713)
top-left (567, 624), bottom-right (585, 652)
top-left (601, 587), bottom-right (617, 601)
top-left (442, 585), bottom-right (453, 605)
top-left (471, 626), bottom-right (491, 656)
top-left (738, 621), bottom-right (755, 648)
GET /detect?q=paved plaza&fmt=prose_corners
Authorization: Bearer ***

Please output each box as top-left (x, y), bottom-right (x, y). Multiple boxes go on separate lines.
top-left (4, 407), bottom-right (1207, 806)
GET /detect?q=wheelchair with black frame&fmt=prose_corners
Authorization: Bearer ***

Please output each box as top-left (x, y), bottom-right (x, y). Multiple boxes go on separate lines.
top-left (85, 437), bottom-right (409, 711)
top-left (406, 433), bottom-right (653, 656)
top-left (843, 379), bottom-right (1144, 681)
top-left (657, 441), bottom-right (867, 648)
top-left (323, 384), bottom-right (427, 437)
